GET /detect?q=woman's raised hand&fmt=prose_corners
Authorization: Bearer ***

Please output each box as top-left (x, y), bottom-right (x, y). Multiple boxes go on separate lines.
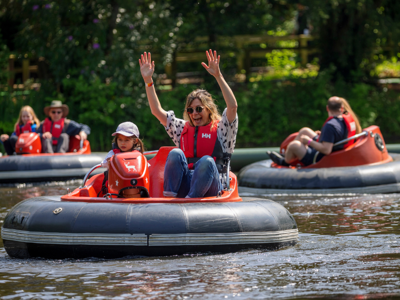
top-left (139, 52), bottom-right (155, 82)
top-left (202, 49), bottom-right (221, 78)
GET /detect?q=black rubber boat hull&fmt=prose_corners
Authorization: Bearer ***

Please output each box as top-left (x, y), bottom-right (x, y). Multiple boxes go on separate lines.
top-left (0, 154), bottom-right (105, 183)
top-left (1, 196), bottom-right (298, 259)
top-left (238, 153), bottom-right (400, 194)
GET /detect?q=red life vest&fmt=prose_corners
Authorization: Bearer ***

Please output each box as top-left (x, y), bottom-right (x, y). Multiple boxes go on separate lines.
top-left (15, 121), bottom-right (33, 136)
top-left (42, 117), bottom-right (65, 145)
top-left (318, 113), bottom-right (357, 149)
top-left (179, 121), bottom-right (225, 171)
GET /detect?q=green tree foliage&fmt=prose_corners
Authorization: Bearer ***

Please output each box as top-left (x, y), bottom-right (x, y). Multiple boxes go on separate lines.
top-left (1, 0), bottom-right (400, 155)
top-left (3, 0), bottom-right (143, 88)
top-left (297, 0), bottom-right (400, 81)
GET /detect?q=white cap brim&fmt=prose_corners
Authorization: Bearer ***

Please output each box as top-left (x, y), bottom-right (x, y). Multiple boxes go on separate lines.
top-left (112, 131), bottom-right (137, 137)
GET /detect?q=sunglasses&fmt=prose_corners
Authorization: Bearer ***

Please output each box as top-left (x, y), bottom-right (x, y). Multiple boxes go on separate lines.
top-left (186, 106), bottom-right (205, 114)
top-left (51, 110), bottom-right (62, 114)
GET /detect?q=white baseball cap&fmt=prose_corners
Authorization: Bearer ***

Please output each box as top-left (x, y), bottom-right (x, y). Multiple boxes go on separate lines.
top-left (112, 122), bottom-right (140, 138)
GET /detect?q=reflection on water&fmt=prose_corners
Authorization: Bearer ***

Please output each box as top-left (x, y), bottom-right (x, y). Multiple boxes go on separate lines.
top-left (0, 185), bottom-right (399, 299)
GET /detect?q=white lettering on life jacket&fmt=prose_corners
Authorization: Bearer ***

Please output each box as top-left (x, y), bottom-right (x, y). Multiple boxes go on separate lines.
top-left (202, 133), bottom-right (211, 139)
top-left (350, 122), bottom-right (356, 132)
top-left (54, 124), bottom-right (61, 129)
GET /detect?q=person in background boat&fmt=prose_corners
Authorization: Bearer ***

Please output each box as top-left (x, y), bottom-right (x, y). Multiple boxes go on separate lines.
top-left (139, 49), bottom-right (238, 198)
top-left (269, 96), bottom-right (360, 166)
top-left (341, 98), bottom-right (362, 134)
top-left (37, 100), bottom-right (91, 153)
top-left (0, 105), bottom-right (40, 155)
top-left (101, 122), bottom-right (145, 198)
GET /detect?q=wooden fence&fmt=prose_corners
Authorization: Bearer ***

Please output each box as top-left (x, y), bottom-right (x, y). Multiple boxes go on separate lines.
top-left (6, 34), bottom-right (315, 88)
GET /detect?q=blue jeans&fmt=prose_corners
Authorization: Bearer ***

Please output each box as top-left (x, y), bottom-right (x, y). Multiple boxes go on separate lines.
top-left (163, 148), bottom-right (222, 198)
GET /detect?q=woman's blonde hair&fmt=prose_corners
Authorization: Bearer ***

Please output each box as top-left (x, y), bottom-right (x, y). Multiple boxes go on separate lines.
top-left (330, 96), bottom-right (362, 134)
top-left (14, 105), bottom-right (40, 129)
top-left (112, 134), bottom-right (145, 154)
top-left (183, 89), bottom-right (221, 128)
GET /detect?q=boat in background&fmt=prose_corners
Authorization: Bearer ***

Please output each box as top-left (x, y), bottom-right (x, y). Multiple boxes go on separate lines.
top-left (0, 132), bottom-right (104, 183)
top-left (238, 126), bottom-right (400, 194)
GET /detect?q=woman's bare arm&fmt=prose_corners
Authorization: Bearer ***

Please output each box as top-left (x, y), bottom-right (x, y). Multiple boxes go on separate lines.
top-left (201, 50), bottom-right (238, 123)
top-left (139, 52), bottom-right (167, 126)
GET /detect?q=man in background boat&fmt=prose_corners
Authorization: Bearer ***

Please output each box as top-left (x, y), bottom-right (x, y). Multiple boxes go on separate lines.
top-left (269, 97), bottom-right (356, 166)
top-left (37, 100), bottom-right (91, 153)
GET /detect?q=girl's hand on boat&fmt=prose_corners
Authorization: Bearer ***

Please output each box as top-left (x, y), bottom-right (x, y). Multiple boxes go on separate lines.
top-left (315, 130), bottom-right (321, 135)
top-left (139, 52), bottom-right (155, 82)
top-left (76, 131), bottom-right (87, 141)
top-left (42, 132), bottom-right (52, 139)
top-left (202, 49), bottom-right (222, 78)
top-left (0, 134), bottom-right (9, 142)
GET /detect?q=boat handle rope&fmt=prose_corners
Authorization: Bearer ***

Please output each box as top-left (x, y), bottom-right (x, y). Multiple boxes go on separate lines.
top-left (312, 131), bottom-right (369, 165)
top-left (80, 164), bottom-right (102, 188)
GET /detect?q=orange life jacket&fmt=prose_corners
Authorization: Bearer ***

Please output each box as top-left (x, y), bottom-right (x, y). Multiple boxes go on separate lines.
top-left (15, 121), bottom-right (33, 136)
top-left (42, 117), bottom-right (65, 145)
top-left (318, 113), bottom-right (357, 149)
top-left (179, 121), bottom-right (226, 171)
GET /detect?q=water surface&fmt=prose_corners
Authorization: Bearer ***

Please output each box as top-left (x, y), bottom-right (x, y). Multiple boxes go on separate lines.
top-left (0, 183), bottom-right (399, 299)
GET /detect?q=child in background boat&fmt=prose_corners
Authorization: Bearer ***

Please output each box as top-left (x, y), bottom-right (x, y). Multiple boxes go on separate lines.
top-left (101, 122), bottom-right (145, 197)
top-left (0, 105), bottom-right (40, 155)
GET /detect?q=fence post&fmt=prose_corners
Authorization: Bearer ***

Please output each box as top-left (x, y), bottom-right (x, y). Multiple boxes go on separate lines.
top-left (8, 54), bottom-right (15, 87)
top-left (164, 52), bottom-right (177, 87)
top-left (244, 49), bottom-right (251, 83)
top-left (236, 38), bottom-right (245, 77)
top-left (22, 54), bottom-right (29, 83)
top-left (299, 35), bottom-right (308, 65)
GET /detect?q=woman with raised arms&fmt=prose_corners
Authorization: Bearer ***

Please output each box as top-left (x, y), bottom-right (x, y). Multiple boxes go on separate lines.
top-left (139, 50), bottom-right (238, 198)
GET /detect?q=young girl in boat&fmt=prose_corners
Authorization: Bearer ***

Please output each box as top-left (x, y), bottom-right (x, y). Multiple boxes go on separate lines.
top-left (139, 49), bottom-right (238, 198)
top-left (101, 121), bottom-right (145, 197)
top-left (0, 105), bottom-right (40, 155)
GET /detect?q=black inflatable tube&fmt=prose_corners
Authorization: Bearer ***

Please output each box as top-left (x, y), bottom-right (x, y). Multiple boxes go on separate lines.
top-left (1, 196), bottom-right (298, 259)
top-left (238, 153), bottom-right (400, 194)
top-left (4, 144), bottom-right (400, 184)
top-left (0, 154), bottom-right (105, 183)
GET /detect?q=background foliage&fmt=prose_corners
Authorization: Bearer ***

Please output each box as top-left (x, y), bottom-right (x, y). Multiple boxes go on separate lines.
top-left (1, 0), bottom-right (400, 154)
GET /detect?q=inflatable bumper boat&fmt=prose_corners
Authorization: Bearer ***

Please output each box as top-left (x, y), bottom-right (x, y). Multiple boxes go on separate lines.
top-left (238, 126), bottom-right (400, 194)
top-left (0, 133), bottom-right (104, 183)
top-left (1, 147), bottom-right (298, 259)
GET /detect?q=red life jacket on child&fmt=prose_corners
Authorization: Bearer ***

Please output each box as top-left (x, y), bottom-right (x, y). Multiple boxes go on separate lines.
top-left (15, 121), bottom-right (33, 136)
top-left (318, 113), bottom-right (357, 149)
top-left (179, 121), bottom-right (226, 171)
top-left (42, 117), bottom-right (65, 145)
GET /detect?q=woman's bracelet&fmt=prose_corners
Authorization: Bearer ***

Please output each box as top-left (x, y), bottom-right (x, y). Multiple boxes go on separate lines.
top-left (308, 138), bottom-right (312, 145)
top-left (146, 82), bottom-right (153, 88)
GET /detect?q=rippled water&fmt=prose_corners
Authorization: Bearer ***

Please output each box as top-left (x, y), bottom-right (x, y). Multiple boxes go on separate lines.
top-left (0, 183), bottom-right (399, 299)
